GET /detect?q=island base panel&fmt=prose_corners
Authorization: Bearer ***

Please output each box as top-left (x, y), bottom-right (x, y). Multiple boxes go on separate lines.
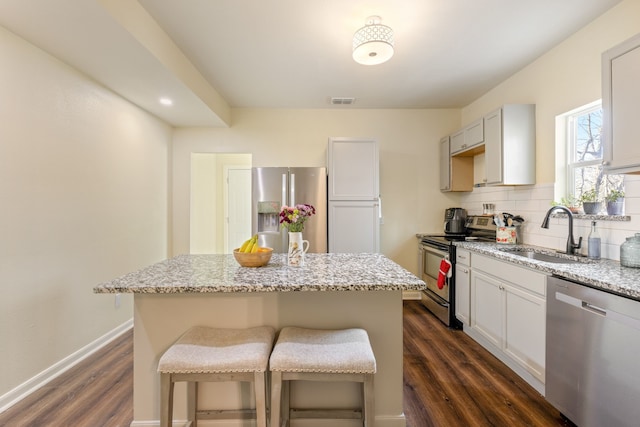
top-left (133, 290), bottom-right (406, 427)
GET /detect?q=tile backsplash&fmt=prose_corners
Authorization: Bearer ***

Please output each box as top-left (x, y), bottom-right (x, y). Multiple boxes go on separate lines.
top-left (458, 176), bottom-right (640, 261)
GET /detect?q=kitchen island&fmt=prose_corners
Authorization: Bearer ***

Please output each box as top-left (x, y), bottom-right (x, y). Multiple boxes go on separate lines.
top-left (94, 253), bottom-right (425, 427)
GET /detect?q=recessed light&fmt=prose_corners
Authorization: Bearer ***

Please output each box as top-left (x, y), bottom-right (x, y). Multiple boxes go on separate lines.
top-left (159, 97), bottom-right (173, 106)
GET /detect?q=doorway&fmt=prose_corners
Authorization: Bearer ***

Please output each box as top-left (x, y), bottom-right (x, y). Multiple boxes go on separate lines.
top-left (190, 153), bottom-right (252, 254)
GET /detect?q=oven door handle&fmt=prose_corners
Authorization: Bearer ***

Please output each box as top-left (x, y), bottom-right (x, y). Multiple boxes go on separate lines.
top-left (420, 244), bottom-right (449, 259)
top-left (423, 289), bottom-right (449, 307)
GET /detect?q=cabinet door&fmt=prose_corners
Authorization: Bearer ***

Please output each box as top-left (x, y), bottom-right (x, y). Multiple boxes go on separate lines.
top-left (328, 138), bottom-right (379, 200)
top-left (464, 118), bottom-right (484, 147)
top-left (439, 136), bottom-right (451, 191)
top-left (328, 201), bottom-right (379, 253)
top-left (484, 108), bottom-right (503, 184)
top-left (455, 264), bottom-right (471, 326)
top-left (450, 130), bottom-right (465, 154)
top-left (603, 35), bottom-right (640, 173)
top-left (471, 270), bottom-right (504, 348)
top-left (504, 284), bottom-right (546, 382)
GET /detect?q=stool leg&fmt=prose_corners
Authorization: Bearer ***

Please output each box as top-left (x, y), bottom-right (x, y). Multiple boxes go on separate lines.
top-left (160, 373), bottom-right (173, 427)
top-left (187, 381), bottom-right (197, 427)
top-left (254, 371), bottom-right (267, 427)
top-left (270, 371), bottom-right (282, 427)
top-left (282, 378), bottom-right (290, 426)
top-left (363, 374), bottom-right (375, 427)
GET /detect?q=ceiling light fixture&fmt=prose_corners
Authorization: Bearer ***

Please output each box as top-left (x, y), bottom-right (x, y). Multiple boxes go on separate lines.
top-left (159, 97), bottom-right (173, 106)
top-left (352, 16), bottom-right (394, 65)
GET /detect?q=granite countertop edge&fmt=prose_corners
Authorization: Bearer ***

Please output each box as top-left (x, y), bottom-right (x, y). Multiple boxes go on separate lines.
top-left (93, 253), bottom-right (426, 294)
top-left (454, 242), bottom-right (640, 301)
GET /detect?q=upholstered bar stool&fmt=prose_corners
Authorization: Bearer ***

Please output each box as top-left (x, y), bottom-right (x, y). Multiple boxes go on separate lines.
top-left (157, 325), bottom-right (275, 427)
top-left (269, 327), bottom-right (376, 427)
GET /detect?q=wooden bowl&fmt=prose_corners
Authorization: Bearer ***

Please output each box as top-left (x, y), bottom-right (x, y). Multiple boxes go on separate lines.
top-left (233, 247), bottom-right (273, 267)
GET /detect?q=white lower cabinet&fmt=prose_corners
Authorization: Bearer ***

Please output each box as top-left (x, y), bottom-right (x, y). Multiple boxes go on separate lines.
top-left (503, 284), bottom-right (545, 381)
top-left (328, 201), bottom-right (380, 253)
top-left (454, 249), bottom-right (471, 326)
top-left (470, 270), bottom-right (503, 347)
top-left (468, 253), bottom-right (548, 394)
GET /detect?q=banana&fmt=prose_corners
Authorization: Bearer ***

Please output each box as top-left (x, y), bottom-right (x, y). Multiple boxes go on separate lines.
top-left (240, 234), bottom-right (259, 253)
top-left (244, 235), bottom-right (258, 253)
top-left (251, 243), bottom-right (259, 253)
top-left (239, 238), bottom-right (252, 252)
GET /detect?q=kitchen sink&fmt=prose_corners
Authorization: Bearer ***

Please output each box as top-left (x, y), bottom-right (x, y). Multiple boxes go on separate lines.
top-left (500, 249), bottom-right (582, 264)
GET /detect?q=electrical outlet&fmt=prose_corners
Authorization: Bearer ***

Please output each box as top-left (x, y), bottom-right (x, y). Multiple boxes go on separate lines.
top-left (114, 293), bottom-right (121, 309)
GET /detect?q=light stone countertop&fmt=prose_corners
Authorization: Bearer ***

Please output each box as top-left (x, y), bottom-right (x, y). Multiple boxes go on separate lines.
top-left (93, 253), bottom-right (426, 294)
top-left (454, 242), bottom-right (640, 301)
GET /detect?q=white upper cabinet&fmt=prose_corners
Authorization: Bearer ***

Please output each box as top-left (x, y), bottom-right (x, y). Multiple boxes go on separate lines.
top-left (602, 33), bottom-right (640, 174)
top-left (464, 118), bottom-right (484, 148)
top-left (440, 135), bottom-right (473, 192)
top-left (449, 129), bottom-right (465, 154)
top-left (328, 138), bottom-right (379, 200)
top-left (451, 118), bottom-right (484, 156)
top-left (483, 104), bottom-right (536, 186)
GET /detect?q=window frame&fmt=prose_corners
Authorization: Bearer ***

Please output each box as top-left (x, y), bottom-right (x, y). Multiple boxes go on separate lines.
top-left (563, 100), bottom-right (624, 207)
top-left (566, 103), bottom-right (602, 192)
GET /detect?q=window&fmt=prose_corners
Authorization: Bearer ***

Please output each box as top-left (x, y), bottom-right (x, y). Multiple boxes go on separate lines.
top-left (566, 102), bottom-right (624, 203)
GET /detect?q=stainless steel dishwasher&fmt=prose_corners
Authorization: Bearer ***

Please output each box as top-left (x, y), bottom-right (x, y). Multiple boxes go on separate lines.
top-left (546, 276), bottom-right (640, 427)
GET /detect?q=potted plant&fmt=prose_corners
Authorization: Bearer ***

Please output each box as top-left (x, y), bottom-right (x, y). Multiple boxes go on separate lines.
top-left (551, 196), bottom-right (581, 214)
top-left (606, 189), bottom-right (625, 215)
top-left (580, 189), bottom-right (602, 215)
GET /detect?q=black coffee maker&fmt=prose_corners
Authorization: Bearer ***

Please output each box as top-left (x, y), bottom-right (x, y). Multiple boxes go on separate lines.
top-left (444, 208), bottom-right (467, 234)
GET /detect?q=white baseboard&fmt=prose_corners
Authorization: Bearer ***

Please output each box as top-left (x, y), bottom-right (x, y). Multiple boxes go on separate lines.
top-left (131, 415), bottom-right (405, 427)
top-left (0, 319), bottom-right (133, 414)
top-left (130, 421), bottom-right (189, 427)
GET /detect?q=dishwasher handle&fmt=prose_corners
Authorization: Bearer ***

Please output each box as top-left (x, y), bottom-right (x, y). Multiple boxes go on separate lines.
top-left (556, 292), bottom-right (607, 317)
top-left (582, 301), bottom-right (607, 317)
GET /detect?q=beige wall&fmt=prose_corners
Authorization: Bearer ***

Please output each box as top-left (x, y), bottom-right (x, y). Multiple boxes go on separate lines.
top-left (172, 108), bottom-right (461, 271)
top-left (5, 0), bottom-right (639, 411)
top-left (458, 0), bottom-right (640, 256)
top-left (0, 26), bottom-right (170, 401)
top-left (461, 0), bottom-right (640, 184)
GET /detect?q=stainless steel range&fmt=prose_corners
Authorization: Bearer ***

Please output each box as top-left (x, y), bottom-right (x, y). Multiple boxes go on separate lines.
top-left (418, 215), bottom-right (496, 328)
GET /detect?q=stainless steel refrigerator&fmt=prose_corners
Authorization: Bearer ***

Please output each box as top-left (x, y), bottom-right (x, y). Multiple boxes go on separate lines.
top-left (252, 167), bottom-right (327, 253)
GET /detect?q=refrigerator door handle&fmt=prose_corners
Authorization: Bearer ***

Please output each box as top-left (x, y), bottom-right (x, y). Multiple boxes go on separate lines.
top-left (282, 173), bottom-right (287, 207)
top-left (290, 173), bottom-right (296, 205)
top-left (378, 195), bottom-right (382, 219)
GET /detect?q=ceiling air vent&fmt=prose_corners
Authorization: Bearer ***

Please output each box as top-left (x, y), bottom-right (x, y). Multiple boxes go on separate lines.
top-left (330, 97), bottom-right (355, 105)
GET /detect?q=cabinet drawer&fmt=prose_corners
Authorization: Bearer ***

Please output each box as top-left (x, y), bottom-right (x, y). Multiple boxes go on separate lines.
top-left (456, 249), bottom-right (471, 266)
top-left (472, 253), bottom-right (547, 296)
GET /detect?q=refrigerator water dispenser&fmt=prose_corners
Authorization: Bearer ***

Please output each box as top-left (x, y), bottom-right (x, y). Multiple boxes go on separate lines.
top-left (256, 201), bottom-right (280, 233)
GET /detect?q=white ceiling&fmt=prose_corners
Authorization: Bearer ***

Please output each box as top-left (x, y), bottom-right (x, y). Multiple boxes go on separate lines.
top-left (0, 0), bottom-right (622, 127)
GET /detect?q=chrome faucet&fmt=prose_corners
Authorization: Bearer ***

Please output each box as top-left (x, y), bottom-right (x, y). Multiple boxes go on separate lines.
top-left (541, 206), bottom-right (582, 255)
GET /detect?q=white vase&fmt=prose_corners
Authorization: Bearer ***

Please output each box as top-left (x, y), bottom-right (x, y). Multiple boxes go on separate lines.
top-left (287, 232), bottom-right (309, 266)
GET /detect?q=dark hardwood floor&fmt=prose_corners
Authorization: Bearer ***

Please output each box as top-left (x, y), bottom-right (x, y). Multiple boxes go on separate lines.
top-left (0, 301), bottom-right (572, 426)
top-left (0, 330), bottom-right (133, 427)
top-left (403, 300), bottom-right (572, 427)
